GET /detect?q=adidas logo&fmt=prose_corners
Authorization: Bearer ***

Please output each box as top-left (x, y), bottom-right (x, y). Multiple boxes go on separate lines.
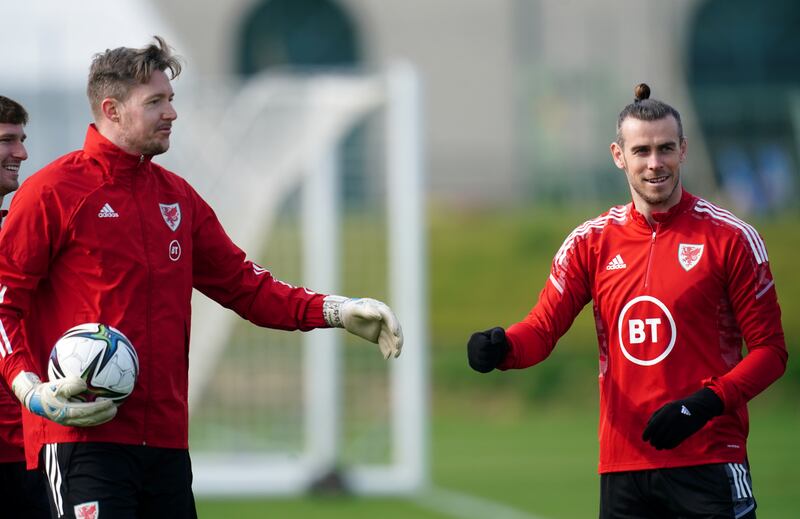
top-left (680, 405), bottom-right (692, 416)
top-left (98, 203), bottom-right (119, 218)
top-left (606, 254), bottom-right (627, 270)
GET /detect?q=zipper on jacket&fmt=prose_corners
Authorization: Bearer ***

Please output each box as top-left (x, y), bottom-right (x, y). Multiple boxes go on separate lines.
top-left (643, 223), bottom-right (660, 289)
top-left (132, 161), bottom-right (153, 444)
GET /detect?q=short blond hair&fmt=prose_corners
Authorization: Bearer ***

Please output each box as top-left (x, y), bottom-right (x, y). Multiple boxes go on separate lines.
top-left (87, 35), bottom-right (182, 118)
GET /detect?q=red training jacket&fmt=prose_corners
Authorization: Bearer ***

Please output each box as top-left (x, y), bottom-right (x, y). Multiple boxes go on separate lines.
top-left (0, 377), bottom-right (22, 463)
top-left (0, 125), bottom-right (327, 468)
top-left (502, 189), bottom-right (787, 473)
top-left (0, 209), bottom-right (24, 463)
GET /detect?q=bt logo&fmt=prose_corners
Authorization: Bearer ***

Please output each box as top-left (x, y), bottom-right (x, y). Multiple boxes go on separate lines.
top-left (629, 318), bottom-right (662, 344)
top-left (169, 240), bottom-right (181, 262)
top-left (617, 296), bottom-right (676, 366)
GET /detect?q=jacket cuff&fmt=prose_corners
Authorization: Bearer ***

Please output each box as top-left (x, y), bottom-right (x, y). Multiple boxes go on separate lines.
top-left (305, 294), bottom-right (330, 329)
top-left (701, 378), bottom-right (728, 412)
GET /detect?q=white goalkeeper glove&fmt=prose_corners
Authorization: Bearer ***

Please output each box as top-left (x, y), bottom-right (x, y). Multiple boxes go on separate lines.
top-left (323, 296), bottom-right (403, 359)
top-left (12, 371), bottom-right (117, 427)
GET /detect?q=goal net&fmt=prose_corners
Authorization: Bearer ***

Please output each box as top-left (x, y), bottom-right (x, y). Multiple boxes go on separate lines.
top-left (158, 64), bottom-right (428, 497)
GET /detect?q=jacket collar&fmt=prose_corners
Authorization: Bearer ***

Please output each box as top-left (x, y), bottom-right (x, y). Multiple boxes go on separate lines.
top-left (628, 188), bottom-right (696, 229)
top-left (82, 124), bottom-right (153, 180)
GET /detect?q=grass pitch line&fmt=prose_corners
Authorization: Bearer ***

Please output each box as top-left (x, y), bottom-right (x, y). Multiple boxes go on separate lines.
top-left (414, 486), bottom-right (550, 519)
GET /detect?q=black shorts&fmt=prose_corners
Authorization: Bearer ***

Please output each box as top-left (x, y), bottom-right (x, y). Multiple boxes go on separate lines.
top-left (41, 442), bottom-right (197, 519)
top-left (600, 463), bottom-right (757, 519)
top-left (0, 460), bottom-right (51, 518)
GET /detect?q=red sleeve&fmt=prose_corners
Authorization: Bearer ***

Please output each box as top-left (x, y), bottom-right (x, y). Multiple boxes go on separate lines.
top-left (0, 181), bottom-right (62, 386)
top-left (704, 230), bottom-right (787, 410)
top-left (500, 233), bottom-right (592, 369)
top-left (189, 188), bottom-right (327, 331)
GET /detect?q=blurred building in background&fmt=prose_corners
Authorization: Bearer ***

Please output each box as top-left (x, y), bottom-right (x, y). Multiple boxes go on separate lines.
top-left (151, 0), bottom-right (800, 212)
top-left (4, 0), bottom-right (799, 212)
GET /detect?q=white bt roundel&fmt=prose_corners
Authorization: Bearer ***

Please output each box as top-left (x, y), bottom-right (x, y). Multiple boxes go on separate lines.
top-left (617, 296), bottom-right (676, 366)
top-left (169, 239), bottom-right (181, 261)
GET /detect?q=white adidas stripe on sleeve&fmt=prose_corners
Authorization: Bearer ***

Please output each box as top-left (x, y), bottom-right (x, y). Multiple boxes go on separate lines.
top-left (694, 200), bottom-right (767, 264)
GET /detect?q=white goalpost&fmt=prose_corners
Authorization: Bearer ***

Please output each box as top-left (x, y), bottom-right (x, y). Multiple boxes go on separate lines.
top-left (159, 64), bottom-right (428, 496)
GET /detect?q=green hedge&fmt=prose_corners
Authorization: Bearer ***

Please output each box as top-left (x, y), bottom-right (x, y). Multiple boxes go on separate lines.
top-left (429, 204), bottom-right (799, 407)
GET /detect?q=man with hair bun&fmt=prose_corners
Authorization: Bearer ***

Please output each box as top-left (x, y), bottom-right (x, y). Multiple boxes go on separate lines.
top-left (0, 36), bottom-right (403, 518)
top-left (468, 83), bottom-right (786, 518)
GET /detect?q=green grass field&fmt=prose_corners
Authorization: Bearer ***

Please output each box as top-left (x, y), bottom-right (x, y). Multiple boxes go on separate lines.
top-left (196, 405), bottom-right (799, 518)
top-left (196, 203), bottom-right (800, 518)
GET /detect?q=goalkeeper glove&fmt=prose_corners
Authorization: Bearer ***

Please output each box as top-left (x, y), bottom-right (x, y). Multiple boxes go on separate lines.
top-left (323, 296), bottom-right (403, 359)
top-left (467, 327), bottom-right (510, 373)
top-left (642, 387), bottom-right (724, 450)
top-left (12, 371), bottom-right (117, 427)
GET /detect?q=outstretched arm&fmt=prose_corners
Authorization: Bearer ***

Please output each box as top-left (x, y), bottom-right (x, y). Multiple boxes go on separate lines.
top-left (467, 229), bottom-right (592, 373)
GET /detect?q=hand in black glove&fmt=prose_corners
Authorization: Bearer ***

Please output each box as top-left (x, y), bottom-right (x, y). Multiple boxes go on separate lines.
top-left (467, 327), bottom-right (510, 373)
top-left (642, 388), bottom-right (724, 450)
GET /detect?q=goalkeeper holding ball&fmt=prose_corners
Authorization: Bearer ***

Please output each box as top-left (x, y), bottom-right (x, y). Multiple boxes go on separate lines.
top-left (0, 37), bottom-right (402, 518)
top-left (468, 84), bottom-right (786, 518)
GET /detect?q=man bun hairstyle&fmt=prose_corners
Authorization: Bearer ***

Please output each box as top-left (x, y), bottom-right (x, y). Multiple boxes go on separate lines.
top-left (0, 96), bottom-right (29, 126)
top-left (616, 82), bottom-right (683, 146)
top-left (87, 35), bottom-right (183, 119)
top-left (634, 83), bottom-right (650, 102)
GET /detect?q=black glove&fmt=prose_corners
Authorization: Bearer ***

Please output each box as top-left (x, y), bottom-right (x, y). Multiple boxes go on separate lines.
top-left (642, 388), bottom-right (724, 450)
top-left (467, 327), bottom-right (510, 373)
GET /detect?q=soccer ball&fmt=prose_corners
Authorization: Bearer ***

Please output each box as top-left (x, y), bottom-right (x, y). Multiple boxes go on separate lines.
top-left (48, 323), bottom-right (139, 402)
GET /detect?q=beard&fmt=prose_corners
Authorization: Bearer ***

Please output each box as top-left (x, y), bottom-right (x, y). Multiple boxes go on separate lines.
top-left (119, 127), bottom-right (170, 156)
top-left (0, 177), bottom-right (18, 196)
top-left (630, 173), bottom-right (681, 206)
top-left (138, 139), bottom-right (170, 156)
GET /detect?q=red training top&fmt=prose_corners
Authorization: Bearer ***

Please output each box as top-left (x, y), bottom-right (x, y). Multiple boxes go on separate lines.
top-left (0, 125), bottom-right (328, 468)
top-left (0, 208), bottom-right (25, 463)
top-left (502, 190), bottom-right (787, 473)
